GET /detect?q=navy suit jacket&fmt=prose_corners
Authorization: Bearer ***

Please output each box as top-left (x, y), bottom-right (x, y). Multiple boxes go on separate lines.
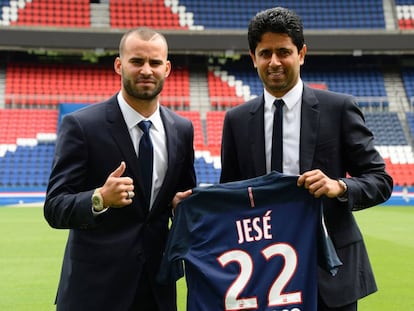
top-left (44, 95), bottom-right (196, 311)
top-left (220, 85), bottom-right (393, 307)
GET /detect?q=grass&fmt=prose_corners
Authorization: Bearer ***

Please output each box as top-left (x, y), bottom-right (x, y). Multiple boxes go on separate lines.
top-left (0, 206), bottom-right (66, 311)
top-left (355, 206), bottom-right (414, 310)
top-left (0, 205), bottom-right (412, 310)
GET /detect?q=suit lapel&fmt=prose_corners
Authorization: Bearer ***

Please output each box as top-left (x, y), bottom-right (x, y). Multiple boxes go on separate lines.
top-left (248, 96), bottom-right (267, 176)
top-left (299, 86), bottom-right (320, 173)
top-left (105, 97), bottom-right (143, 188)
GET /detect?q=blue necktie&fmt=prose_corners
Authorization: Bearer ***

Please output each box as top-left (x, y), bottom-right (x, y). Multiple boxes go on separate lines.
top-left (271, 99), bottom-right (284, 172)
top-left (138, 120), bottom-right (153, 209)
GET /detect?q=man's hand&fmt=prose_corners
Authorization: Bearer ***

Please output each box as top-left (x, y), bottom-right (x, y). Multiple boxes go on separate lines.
top-left (297, 169), bottom-right (345, 199)
top-left (100, 161), bottom-right (135, 208)
top-left (171, 189), bottom-right (193, 210)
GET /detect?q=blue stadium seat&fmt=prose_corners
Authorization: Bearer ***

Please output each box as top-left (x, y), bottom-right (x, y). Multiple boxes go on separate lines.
top-left (365, 112), bottom-right (408, 145)
top-left (179, 0), bottom-right (385, 29)
top-left (0, 144), bottom-right (54, 191)
top-left (402, 68), bottom-right (414, 107)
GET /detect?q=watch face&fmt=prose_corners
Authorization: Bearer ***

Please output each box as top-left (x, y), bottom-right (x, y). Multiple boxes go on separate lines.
top-left (92, 194), bottom-right (103, 210)
top-left (92, 195), bottom-right (101, 205)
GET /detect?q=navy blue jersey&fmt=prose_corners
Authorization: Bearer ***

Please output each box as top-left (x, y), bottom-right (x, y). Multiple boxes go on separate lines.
top-left (159, 172), bottom-right (325, 311)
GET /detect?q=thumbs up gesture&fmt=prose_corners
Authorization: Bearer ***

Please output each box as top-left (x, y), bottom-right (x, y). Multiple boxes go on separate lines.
top-left (99, 161), bottom-right (135, 208)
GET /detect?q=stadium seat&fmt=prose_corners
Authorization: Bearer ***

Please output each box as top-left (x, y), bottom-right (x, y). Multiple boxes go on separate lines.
top-left (0, 109), bottom-right (58, 144)
top-left (5, 61), bottom-right (190, 108)
top-left (9, 0), bottom-right (90, 28)
top-left (365, 112), bottom-right (408, 145)
top-left (396, 1), bottom-right (414, 29)
top-left (207, 69), bottom-right (245, 109)
top-left (109, 0), bottom-right (184, 29)
top-left (205, 111), bottom-right (225, 156)
top-left (178, 0), bottom-right (385, 29)
top-left (176, 110), bottom-right (206, 149)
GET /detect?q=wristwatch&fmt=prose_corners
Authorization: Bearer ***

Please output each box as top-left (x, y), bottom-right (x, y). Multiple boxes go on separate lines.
top-left (92, 188), bottom-right (104, 212)
top-left (337, 179), bottom-right (348, 198)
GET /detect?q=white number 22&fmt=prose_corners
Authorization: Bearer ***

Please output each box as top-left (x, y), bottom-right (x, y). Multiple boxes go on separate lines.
top-left (217, 243), bottom-right (302, 310)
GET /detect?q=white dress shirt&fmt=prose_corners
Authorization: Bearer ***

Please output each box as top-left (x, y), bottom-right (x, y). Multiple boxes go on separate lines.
top-left (264, 80), bottom-right (303, 175)
top-left (117, 92), bottom-right (168, 209)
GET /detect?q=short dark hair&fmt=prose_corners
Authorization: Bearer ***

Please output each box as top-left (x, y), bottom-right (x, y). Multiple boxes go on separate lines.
top-left (119, 27), bottom-right (168, 57)
top-left (248, 7), bottom-right (304, 53)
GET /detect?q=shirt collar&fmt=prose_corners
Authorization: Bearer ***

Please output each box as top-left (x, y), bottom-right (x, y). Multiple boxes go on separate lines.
top-left (117, 92), bottom-right (163, 132)
top-left (264, 79), bottom-right (303, 111)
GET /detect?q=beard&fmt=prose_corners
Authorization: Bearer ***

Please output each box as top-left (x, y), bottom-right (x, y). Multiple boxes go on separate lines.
top-left (122, 76), bottom-right (165, 101)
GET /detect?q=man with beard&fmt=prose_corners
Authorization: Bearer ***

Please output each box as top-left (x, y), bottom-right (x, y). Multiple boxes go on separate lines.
top-left (44, 27), bottom-right (196, 311)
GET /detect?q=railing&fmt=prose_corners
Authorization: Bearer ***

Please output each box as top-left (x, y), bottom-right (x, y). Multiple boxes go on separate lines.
top-left (354, 96), bottom-right (389, 111)
top-left (3, 94), bottom-right (191, 110)
top-left (3, 94), bottom-right (392, 112)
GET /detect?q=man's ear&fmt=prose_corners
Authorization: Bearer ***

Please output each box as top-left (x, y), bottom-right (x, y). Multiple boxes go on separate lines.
top-left (165, 60), bottom-right (172, 78)
top-left (299, 44), bottom-right (307, 66)
top-left (249, 51), bottom-right (257, 68)
top-left (114, 57), bottom-right (122, 75)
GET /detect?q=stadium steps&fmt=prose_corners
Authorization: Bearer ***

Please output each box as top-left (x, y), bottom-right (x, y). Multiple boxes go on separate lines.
top-left (383, 71), bottom-right (410, 111)
top-left (383, 0), bottom-right (399, 29)
top-left (383, 71), bottom-right (413, 146)
top-left (90, 2), bottom-right (110, 28)
top-left (0, 67), bottom-right (5, 108)
top-left (189, 67), bottom-right (211, 119)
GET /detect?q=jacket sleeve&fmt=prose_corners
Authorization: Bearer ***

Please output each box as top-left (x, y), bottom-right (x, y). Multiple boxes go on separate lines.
top-left (339, 97), bottom-right (393, 210)
top-left (44, 114), bottom-right (98, 229)
top-left (220, 110), bottom-right (242, 183)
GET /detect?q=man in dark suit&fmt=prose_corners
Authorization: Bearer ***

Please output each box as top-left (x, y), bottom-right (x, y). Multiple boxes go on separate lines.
top-left (219, 7), bottom-right (393, 311)
top-left (44, 27), bottom-right (196, 311)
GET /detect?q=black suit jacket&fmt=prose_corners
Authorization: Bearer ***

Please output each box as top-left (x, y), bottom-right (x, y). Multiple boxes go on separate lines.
top-left (44, 95), bottom-right (196, 311)
top-left (220, 85), bottom-right (393, 307)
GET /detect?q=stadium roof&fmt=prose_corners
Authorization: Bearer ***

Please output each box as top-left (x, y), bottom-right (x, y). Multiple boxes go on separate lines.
top-left (1, 27), bottom-right (414, 56)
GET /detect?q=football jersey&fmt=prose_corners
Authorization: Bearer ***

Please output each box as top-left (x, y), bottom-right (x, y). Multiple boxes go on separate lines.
top-left (158, 172), bottom-right (330, 311)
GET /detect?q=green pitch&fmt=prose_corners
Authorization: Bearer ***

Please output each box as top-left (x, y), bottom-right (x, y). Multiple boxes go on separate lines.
top-left (0, 205), bottom-right (412, 310)
top-left (354, 205), bottom-right (414, 310)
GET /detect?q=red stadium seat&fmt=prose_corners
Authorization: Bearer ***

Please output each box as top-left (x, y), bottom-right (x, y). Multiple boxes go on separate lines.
top-left (0, 109), bottom-right (58, 144)
top-left (207, 71), bottom-right (245, 109)
top-left (206, 111), bottom-right (226, 155)
top-left (10, 0), bottom-right (90, 28)
top-left (109, 0), bottom-right (186, 29)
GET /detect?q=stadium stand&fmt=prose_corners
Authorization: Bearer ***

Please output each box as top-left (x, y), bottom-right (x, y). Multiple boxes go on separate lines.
top-left (175, 110), bottom-right (205, 149)
top-left (0, 143), bottom-right (54, 190)
top-left (402, 67), bottom-right (414, 107)
top-left (396, 0), bottom-right (414, 29)
top-left (179, 0), bottom-right (386, 29)
top-left (205, 55), bottom-right (390, 111)
top-left (3, 54), bottom-right (414, 189)
top-left (407, 112), bottom-right (414, 137)
top-left (110, 0), bottom-right (185, 29)
top-left (5, 62), bottom-right (116, 107)
top-left (0, 108), bottom-right (57, 192)
top-left (365, 112), bottom-right (408, 145)
top-left (205, 110), bottom-right (225, 156)
top-left (0, 0), bottom-right (414, 204)
top-left (162, 66), bottom-right (191, 109)
top-left (0, 0), bottom-right (388, 29)
top-left (2, 54), bottom-right (414, 189)
top-left (0, 109), bottom-right (57, 144)
top-left (8, 0), bottom-right (90, 27)
top-left (5, 60), bottom-right (190, 109)
top-left (207, 69), bottom-right (246, 109)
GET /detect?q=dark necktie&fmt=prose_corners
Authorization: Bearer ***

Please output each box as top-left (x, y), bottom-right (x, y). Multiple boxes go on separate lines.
top-left (271, 99), bottom-right (284, 172)
top-left (138, 120), bottom-right (153, 209)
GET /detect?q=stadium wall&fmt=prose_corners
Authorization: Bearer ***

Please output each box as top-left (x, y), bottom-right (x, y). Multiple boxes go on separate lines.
top-left (1, 27), bottom-right (414, 55)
